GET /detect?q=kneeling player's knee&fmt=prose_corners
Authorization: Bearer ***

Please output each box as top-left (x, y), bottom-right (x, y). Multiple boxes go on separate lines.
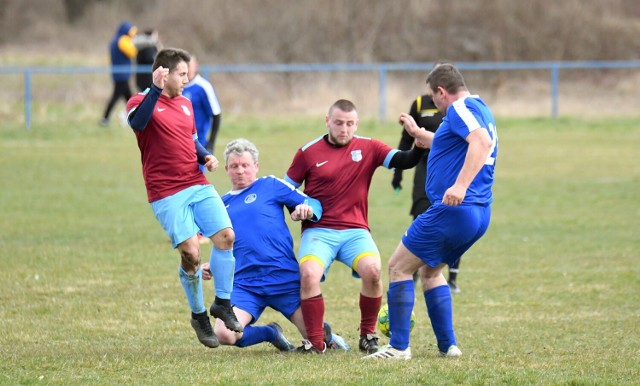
top-left (215, 328), bottom-right (238, 346)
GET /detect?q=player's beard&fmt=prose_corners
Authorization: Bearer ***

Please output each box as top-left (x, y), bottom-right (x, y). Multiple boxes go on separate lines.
top-left (328, 132), bottom-right (351, 147)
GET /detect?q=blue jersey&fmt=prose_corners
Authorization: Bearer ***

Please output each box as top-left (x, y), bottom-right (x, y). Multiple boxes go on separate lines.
top-left (182, 74), bottom-right (221, 146)
top-left (222, 176), bottom-right (322, 289)
top-left (426, 95), bottom-right (498, 205)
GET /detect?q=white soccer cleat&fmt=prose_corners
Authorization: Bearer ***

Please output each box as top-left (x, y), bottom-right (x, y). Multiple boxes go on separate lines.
top-left (439, 345), bottom-right (462, 357)
top-left (361, 345), bottom-right (411, 360)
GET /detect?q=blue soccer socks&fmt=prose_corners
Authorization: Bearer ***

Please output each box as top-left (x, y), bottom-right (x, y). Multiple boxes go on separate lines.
top-left (388, 280), bottom-right (415, 351)
top-left (209, 248), bottom-right (235, 299)
top-left (424, 284), bottom-right (456, 353)
top-left (179, 266), bottom-right (206, 314)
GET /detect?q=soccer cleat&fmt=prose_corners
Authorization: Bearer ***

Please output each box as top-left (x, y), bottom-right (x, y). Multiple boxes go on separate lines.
top-left (268, 322), bottom-right (295, 352)
top-left (323, 322), bottom-right (350, 351)
top-left (362, 344), bottom-right (411, 360)
top-left (210, 303), bottom-right (244, 333)
top-left (98, 118), bottom-right (109, 127)
top-left (359, 333), bottom-right (381, 354)
top-left (439, 345), bottom-right (462, 357)
top-left (190, 311), bottom-right (219, 348)
top-left (295, 339), bottom-right (325, 354)
top-left (448, 280), bottom-right (461, 294)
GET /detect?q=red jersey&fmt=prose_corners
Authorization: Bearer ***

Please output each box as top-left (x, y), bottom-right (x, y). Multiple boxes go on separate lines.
top-left (127, 93), bottom-right (209, 202)
top-left (286, 135), bottom-right (396, 231)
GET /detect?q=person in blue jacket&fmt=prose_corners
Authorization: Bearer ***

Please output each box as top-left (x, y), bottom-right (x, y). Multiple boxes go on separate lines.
top-left (100, 21), bottom-right (137, 126)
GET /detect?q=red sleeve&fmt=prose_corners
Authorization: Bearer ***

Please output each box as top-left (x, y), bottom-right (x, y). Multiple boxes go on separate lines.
top-left (285, 148), bottom-right (308, 185)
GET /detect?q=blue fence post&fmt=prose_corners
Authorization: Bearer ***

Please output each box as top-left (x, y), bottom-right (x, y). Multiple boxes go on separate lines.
top-left (551, 65), bottom-right (559, 119)
top-left (378, 67), bottom-right (387, 122)
top-left (25, 69), bottom-right (32, 130)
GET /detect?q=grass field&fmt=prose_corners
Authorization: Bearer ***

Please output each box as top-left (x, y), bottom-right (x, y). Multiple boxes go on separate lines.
top-left (1, 112), bottom-right (639, 385)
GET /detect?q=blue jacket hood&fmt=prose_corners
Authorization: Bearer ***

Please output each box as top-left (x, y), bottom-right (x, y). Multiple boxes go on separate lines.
top-left (116, 22), bottom-right (134, 37)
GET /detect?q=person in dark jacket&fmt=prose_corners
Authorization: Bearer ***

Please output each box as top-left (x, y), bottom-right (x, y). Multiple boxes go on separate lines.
top-left (133, 29), bottom-right (161, 92)
top-left (100, 21), bottom-right (137, 127)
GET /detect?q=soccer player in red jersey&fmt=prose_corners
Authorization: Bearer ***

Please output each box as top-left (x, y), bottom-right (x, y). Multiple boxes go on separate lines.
top-left (284, 99), bottom-right (427, 353)
top-left (126, 48), bottom-right (241, 349)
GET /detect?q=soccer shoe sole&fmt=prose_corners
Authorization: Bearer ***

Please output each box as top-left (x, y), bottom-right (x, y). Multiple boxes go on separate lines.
top-left (209, 303), bottom-right (244, 333)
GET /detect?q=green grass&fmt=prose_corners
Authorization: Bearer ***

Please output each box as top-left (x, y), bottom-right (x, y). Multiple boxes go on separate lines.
top-left (1, 112), bottom-right (639, 385)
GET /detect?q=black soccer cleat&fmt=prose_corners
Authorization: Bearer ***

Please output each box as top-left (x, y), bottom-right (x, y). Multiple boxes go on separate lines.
top-left (210, 302), bottom-right (244, 333)
top-left (295, 339), bottom-right (325, 354)
top-left (190, 311), bottom-right (219, 348)
top-left (359, 333), bottom-right (381, 354)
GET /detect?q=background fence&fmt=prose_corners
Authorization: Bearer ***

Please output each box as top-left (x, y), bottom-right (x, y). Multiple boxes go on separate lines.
top-left (2, 60), bottom-right (640, 129)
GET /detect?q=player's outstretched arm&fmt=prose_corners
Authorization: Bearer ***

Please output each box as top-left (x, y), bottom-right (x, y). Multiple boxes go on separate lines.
top-left (399, 113), bottom-right (434, 149)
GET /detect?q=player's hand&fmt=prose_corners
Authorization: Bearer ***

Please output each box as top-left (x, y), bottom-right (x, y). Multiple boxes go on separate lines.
top-left (204, 155), bottom-right (219, 172)
top-left (391, 172), bottom-right (402, 191)
top-left (442, 183), bottom-right (466, 206)
top-left (201, 262), bottom-right (212, 280)
top-left (291, 201), bottom-right (313, 221)
top-left (152, 66), bottom-right (169, 89)
top-left (399, 113), bottom-right (420, 137)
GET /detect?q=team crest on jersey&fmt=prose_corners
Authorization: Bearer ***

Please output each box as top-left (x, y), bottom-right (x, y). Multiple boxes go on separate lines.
top-left (181, 105), bottom-right (191, 116)
top-left (244, 193), bottom-right (257, 204)
top-left (351, 150), bottom-right (362, 162)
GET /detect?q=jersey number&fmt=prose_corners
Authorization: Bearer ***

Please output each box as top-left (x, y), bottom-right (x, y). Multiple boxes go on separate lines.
top-left (485, 122), bottom-right (498, 166)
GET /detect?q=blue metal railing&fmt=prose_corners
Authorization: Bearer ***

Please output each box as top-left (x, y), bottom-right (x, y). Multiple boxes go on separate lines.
top-left (3, 60), bottom-right (640, 129)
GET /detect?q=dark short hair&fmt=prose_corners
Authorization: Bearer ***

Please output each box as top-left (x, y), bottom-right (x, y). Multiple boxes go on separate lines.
top-left (328, 99), bottom-right (357, 116)
top-left (425, 63), bottom-right (467, 94)
top-left (152, 48), bottom-right (190, 72)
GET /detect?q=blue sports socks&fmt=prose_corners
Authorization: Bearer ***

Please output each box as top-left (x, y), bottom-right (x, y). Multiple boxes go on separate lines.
top-left (424, 284), bottom-right (456, 352)
top-left (388, 280), bottom-right (415, 351)
top-left (235, 325), bottom-right (276, 348)
top-left (179, 266), bottom-right (206, 314)
top-left (209, 248), bottom-right (235, 299)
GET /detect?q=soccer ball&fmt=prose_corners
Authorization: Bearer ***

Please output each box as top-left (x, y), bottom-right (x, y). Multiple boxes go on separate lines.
top-left (377, 303), bottom-right (416, 338)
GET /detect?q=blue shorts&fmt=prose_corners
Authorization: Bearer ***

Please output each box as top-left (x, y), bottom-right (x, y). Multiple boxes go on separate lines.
top-left (151, 184), bottom-right (232, 248)
top-left (402, 203), bottom-right (491, 268)
top-left (298, 228), bottom-right (380, 280)
top-left (231, 281), bottom-right (301, 324)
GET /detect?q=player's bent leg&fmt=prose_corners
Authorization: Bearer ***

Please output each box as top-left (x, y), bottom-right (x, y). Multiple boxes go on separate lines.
top-left (387, 242), bottom-right (424, 283)
top-left (214, 315), bottom-right (241, 346)
top-left (210, 227), bottom-right (234, 250)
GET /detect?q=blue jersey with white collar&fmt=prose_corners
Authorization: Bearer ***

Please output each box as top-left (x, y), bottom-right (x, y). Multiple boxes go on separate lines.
top-left (222, 176), bottom-right (321, 289)
top-left (426, 95), bottom-right (498, 205)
